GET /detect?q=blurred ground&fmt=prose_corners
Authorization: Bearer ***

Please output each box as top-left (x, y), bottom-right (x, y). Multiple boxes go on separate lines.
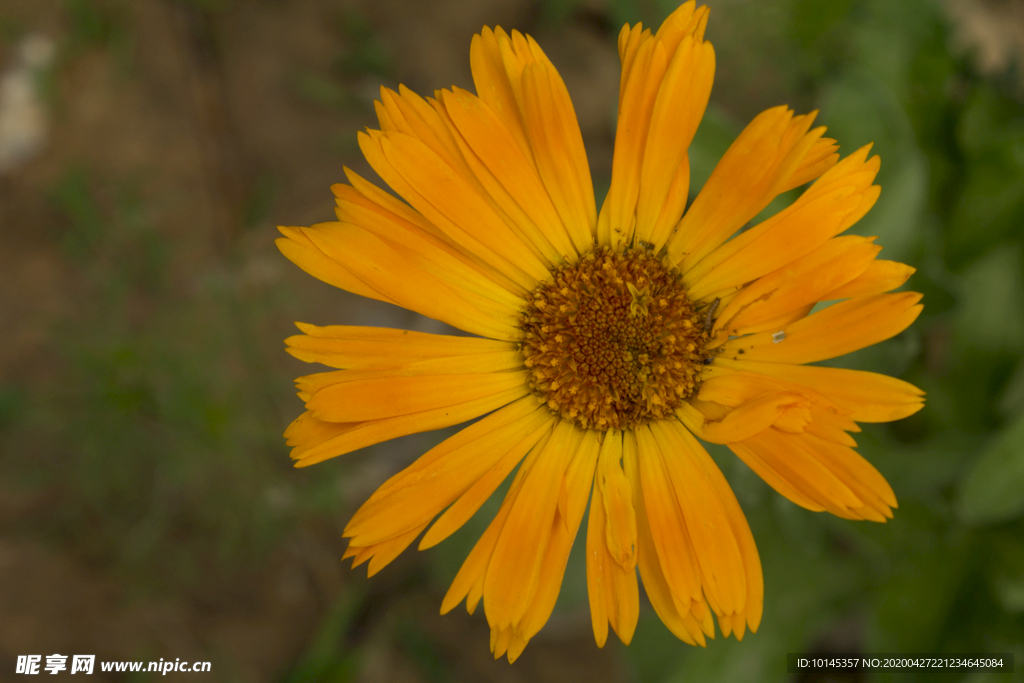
top-left (2, 0), bottom-right (1024, 682)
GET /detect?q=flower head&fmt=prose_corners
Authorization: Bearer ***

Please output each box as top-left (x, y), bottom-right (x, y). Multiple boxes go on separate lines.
top-left (277, 1), bottom-right (924, 663)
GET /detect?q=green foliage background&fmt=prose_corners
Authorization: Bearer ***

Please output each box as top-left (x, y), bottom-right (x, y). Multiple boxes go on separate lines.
top-left (1, 0), bottom-right (1023, 681)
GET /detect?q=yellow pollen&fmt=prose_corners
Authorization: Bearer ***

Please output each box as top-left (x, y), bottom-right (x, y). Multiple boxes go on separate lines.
top-left (518, 246), bottom-right (710, 431)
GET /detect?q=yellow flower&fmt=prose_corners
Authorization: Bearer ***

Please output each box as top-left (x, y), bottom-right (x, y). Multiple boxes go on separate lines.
top-left (276, 1), bottom-right (924, 663)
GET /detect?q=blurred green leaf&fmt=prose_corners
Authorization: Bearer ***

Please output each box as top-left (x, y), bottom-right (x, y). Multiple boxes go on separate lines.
top-left (51, 166), bottom-right (105, 258)
top-left (610, 0), bottom-right (650, 28)
top-left (243, 171), bottom-right (279, 229)
top-left (988, 531), bottom-right (1024, 615)
top-left (870, 503), bottom-right (971, 653)
top-left (953, 246), bottom-right (1024, 355)
top-left (855, 152), bottom-right (928, 264)
top-left (334, 10), bottom-right (391, 78)
top-left (662, 632), bottom-right (786, 683)
top-left (537, 0), bottom-right (586, 29)
top-left (290, 71), bottom-right (354, 111)
top-left (856, 428), bottom-right (969, 504)
top-left (933, 246), bottom-right (1024, 431)
top-left (960, 671), bottom-right (1019, 683)
top-left (958, 411), bottom-right (1024, 526)
top-left (688, 105), bottom-right (741, 198)
top-left (819, 74), bottom-right (913, 158)
top-left (946, 162), bottom-right (1024, 269)
top-left (818, 72), bottom-right (926, 264)
top-left (998, 361), bottom-right (1024, 420)
top-left (282, 589), bottom-right (361, 683)
top-left (0, 384), bottom-right (27, 432)
top-left (946, 87), bottom-right (1024, 268)
top-left (395, 618), bottom-right (447, 683)
top-left (63, 0), bottom-right (119, 46)
top-left (958, 85), bottom-right (1024, 155)
top-left (788, 0), bottom-right (855, 55)
top-left (0, 16), bottom-right (25, 43)
top-left (626, 610), bottom-right (687, 683)
top-left (61, 0), bottom-right (134, 69)
top-left (174, 0), bottom-right (232, 11)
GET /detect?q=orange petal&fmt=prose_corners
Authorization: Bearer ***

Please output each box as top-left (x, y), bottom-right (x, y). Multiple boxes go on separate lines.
top-left (714, 357), bottom-right (925, 423)
top-left (600, 35), bottom-right (661, 248)
top-left (668, 108), bottom-right (835, 273)
top-left (333, 173), bottom-right (525, 309)
top-left (587, 432), bottom-right (641, 647)
top-left (482, 421), bottom-right (583, 629)
top-left (344, 525), bottom-right (423, 577)
top-left (303, 368), bottom-right (528, 423)
top-left (338, 167), bottom-right (523, 295)
top-left (469, 27), bottom-right (596, 252)
top-left (617, 23), bottom-right (648, 101)
top-left (682, 145), bottom-right (880, 293)
top-left (646, 154), bottom-right (691, 250)
top-left (660, 421), bottom-right (763, 634)
top-left (343, 396), bottom-right (551, 548)
top-left (299, 222), bottom-right (520, 340)
top-left (442, 435), bottom-right (540, 617)
top-left (711, 236), bottom-right (881, 333)
top-left (624, 428), bottom-right (711, 645)
top-left (804, 406), bottom-right (861, 447)
top-left (713, 303), bottom-right (814, 338)
top-left (729, 427), bottom-right (865, 517)
top-left (650, 421), bottom-right (751, 624)
top-left (809, 434), bottom-right (896, 511)
top-left (376, 85), bottom-right (468, 182)
top-left (822, 259), bottom-right (916, 299)
top-left (358, 129), bottom-right (540, 290)
top-left (340, 166), bottom-right (445, 241)
top-left (284, 410), bottom-right (356, 452)
top-left (596, 431), bottom-right (638, 569)
top-left (601, 4), bottom-right (712, 251)
top-left (288, 383), bottom-right (528, 467)
top-left (721, 292), bottom-right (923, 364)
top-left (506, 429), bottom-right (600, 660)
top-left (420, 412), bottom-right (554, 549)
top-left (633, 425), bottom-right (705, 619)
top-left (700, 392), bottom-right (813, 444)
top-left (728, 439), bottom-right (827, 513)
top-left (470, 27), bottom-right (531, 159)
top-left (697, 365), bottom-right (833, 408)
top-left (519, 60), bottom-right (597, 252)
top-left (732, 428), bottom-right (894, 521)
top-left (695, 367), bottom-right (858, 446)
top-left (782, 136), bottom-right (840, 192)
top-left (275, 226), bottom-right (394, 305)
top-left (806, 452), bottom-right (894, 523)
top-left (441, 87), bottom-right (575, 263)
top-left (377, 132), bottom-right (550, 280)
top-left (285, 323), bottom-right (514, 370)
top-left (634, 35), bottom-right (714, 248)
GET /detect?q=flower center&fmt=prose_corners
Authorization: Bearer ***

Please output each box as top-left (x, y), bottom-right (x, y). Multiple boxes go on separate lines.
top-left (519, 246), bottom-right (709, 431)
